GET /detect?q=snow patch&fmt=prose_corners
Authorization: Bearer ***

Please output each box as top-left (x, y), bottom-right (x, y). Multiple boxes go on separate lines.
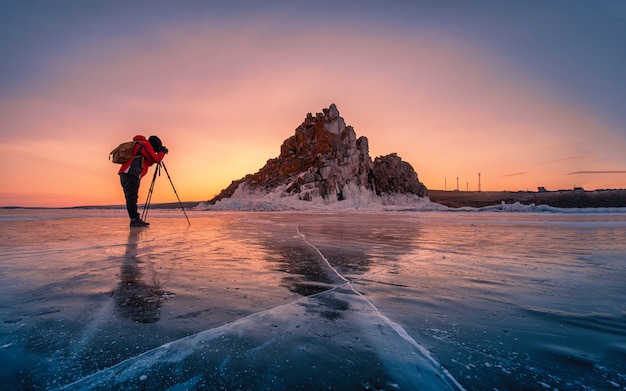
top-left (196, 182), bottom-right (444, 212)
top-left (478, 201), bottom-right (626, 214)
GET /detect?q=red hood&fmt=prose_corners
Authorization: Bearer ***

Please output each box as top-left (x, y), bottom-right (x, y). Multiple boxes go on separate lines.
top-left (133, 135), bottom-right (148, 142)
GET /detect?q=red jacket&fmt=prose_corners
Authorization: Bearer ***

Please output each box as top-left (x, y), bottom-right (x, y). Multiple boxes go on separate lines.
top-left (118, 135), bottom-right (165, 178)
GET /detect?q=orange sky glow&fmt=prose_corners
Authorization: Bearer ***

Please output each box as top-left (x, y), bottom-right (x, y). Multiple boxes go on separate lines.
top-left (1, 2), bottom-right (625, 207)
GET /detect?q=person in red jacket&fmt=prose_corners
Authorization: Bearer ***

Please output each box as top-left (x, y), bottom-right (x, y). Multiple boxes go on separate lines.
top-left (119, 135), bottom-right (168, 227)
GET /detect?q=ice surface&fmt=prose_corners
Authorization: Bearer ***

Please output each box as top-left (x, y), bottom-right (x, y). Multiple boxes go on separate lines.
top-left (60, 287), bottom-right (461, 390)
top-left (1, 208), bottom-right (625, 390)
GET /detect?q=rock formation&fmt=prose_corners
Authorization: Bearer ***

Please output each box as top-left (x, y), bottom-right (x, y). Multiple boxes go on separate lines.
top-left (205, 104), bottom-right (427, 209)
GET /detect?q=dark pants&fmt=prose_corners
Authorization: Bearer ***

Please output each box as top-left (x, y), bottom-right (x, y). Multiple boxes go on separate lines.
top-left (120, 173), bottom-right (141, 220)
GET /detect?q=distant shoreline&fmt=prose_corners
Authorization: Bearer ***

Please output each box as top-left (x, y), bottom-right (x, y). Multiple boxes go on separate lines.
top-left (428, 189), bottom-right (626, 208)
top-left (0, 202), bottom-right (201, 210)
top-left (3, 189), bottom-right (626, 210)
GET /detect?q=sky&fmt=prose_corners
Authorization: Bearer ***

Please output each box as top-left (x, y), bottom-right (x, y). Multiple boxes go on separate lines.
top-left (1, 0), bottom-right (625, 207)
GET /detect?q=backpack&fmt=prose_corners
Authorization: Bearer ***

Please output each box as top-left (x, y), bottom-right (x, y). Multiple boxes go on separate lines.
top-left (109, 141), bottom-right (138, 164)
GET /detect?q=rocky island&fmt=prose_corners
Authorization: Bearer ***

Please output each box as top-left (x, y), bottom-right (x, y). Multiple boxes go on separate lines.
top-left (200, 104), bottom-right (428, 210)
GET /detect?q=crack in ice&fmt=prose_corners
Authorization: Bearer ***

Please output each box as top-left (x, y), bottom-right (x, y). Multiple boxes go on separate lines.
top-left (296, 224), bottom-right (467, 391)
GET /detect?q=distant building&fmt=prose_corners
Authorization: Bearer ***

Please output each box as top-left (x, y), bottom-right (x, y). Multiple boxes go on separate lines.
top-left (537, 186), bottom-right (547, 192)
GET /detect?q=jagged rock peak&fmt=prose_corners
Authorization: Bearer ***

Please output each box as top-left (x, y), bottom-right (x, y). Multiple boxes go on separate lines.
top-left (302, 103), bottom-right (346, 135)
top-left (206, 103), bottom-right (427, 207)
top-left (372, 153), bottom-right (426, 196)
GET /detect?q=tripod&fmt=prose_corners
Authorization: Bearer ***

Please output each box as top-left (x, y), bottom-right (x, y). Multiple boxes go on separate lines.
top-left (141, 162), bottom-right (191, 226)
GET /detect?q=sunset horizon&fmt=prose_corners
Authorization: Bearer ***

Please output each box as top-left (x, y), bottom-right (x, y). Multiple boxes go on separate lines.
top-left (2, 1), bottom-right (625, 207)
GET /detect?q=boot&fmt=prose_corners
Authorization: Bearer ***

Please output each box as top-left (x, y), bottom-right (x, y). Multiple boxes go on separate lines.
top-left (130, 218), bottom-right (150, 228)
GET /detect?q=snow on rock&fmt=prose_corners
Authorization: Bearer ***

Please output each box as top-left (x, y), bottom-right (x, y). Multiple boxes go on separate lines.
top-left (196, 182), bottom-right (445, 211)
top-left (198, 103), bottom-right (429, 211)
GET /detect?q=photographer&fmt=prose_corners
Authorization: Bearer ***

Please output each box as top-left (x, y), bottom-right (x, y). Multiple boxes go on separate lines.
top-left (119, 135), bottom-right (168, 227)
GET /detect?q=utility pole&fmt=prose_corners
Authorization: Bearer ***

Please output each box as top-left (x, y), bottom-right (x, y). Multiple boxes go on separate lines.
top-left (456, 177), bottom-right (459, 191)
top-left (478, 173), bottom-right (482, 192)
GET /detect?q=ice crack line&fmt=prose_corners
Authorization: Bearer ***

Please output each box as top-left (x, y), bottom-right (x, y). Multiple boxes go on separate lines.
top-left (296, 224), bottom-right (466, 391)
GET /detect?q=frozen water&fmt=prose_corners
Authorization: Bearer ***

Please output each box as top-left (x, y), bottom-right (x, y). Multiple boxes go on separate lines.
top-left (1, 208), bottom-right (625, 390)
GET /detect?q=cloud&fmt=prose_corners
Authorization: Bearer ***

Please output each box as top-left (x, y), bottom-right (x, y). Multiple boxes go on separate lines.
top-left (501, 172), bottom-right (528, 177)
top-left (567, 170), bottom-right (626, 175)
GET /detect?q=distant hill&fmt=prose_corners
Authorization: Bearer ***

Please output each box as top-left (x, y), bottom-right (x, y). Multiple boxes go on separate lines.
top-left (428, 189), bottom-right (626, 208)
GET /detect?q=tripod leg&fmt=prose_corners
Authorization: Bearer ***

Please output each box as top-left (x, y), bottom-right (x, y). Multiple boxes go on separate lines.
top-left (160, 162), bottom-right (191, 226)
top-left (141, 163), bottom-right (160, 222)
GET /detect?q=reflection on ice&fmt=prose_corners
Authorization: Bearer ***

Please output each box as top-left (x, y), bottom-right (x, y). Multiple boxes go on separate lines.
top-left (113, 230), bottom-right (164, 324)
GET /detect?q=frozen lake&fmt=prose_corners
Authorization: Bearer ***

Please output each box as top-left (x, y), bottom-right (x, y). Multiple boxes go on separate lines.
top-left (1, 209), bottom-right (625, 390)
